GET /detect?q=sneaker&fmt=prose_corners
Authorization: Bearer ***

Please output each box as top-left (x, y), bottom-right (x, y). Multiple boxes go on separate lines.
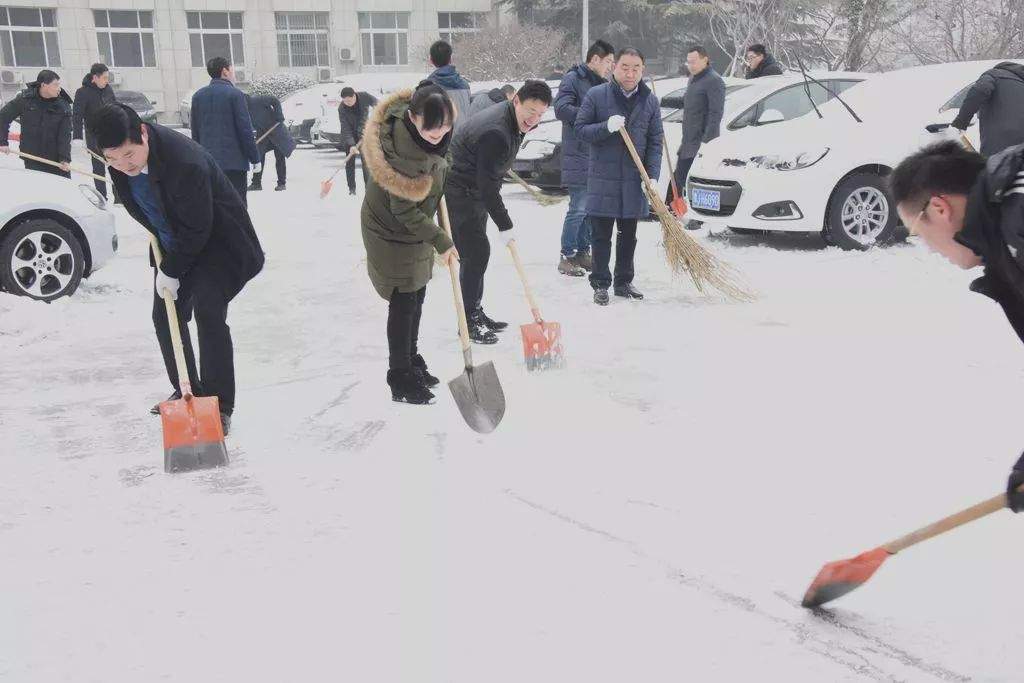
top-left (220, 412), bottom-right (232, 436)
top-left (387, 369), bottom-right (435, 405)
top-left (467, 311), bottom-right (499, 344)
top-left (558, 255), bottom-right (586, 277)
top-left (594, 288), bottom-right (610, 306)
top-left (274, 183), bottom-right (286, 191)
top-left (247, 180), bottom-right (262, 192)
top-left (614, 283), bottom-right (645, 300)
top-left (150, 390), bottom-right (182, 415)
top-left (574, 249), bottom-right (593, 272)
top-left (411, 354), bottom-right (439, 388)
top-left (477, 308), bottom-right (508, 332)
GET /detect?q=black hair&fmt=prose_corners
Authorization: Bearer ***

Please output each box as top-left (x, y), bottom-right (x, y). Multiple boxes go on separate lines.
top-left (890, 141), bottom-right (986, 209)
top-left (746, 44), bottom-right (767, 56)
top-left (89, 63), bottom-right (109, 78)
top-left (340, 86), bottom-right (356, 97)
top-left (516, 79), bottom-right (553, 106)
top-left (206, 56), bottom-right (231, 80)
top-left (586, 39), bottom-right (615, 63)
top-left (88, 103), bottom-right (144, 150)
top-left (410, 82), bottom-right (455, 130)
top-left (616, 47), bottom-right (645, 63)
top-left (35, 69), bottom-right (60, 85)
top-left (500, 84), bottom-right (515, 97)
top-left (429, 40), bottom-right (453, 67)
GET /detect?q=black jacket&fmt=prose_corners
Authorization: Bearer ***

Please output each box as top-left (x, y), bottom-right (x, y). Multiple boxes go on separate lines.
top-left (952, 62), bottom-right (1024, 157)
top-left (111, 121), bottom-right (264, 290)
top-left (72, 75), bottom-right (117, 148)
top-left (338, 92), bottom-right (378, 149)
top-left (445, 99), bottom-right (523, 232)
top-left (0, 84), bottom-right (73, 163)
top-left (246, 94), bottom-right (295, 157)
top-left (956, 143), bottom-right (1024, 344)
top-left (746, 54), bottom-right (784, 79)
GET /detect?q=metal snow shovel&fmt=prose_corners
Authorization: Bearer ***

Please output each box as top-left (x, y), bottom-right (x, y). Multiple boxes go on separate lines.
top-left (801, 485), bottom-right (1022, 608)
top-left (438, 196), bottom-right (505, 433)
top-left (149, 235), bottom-right (230, 473)
top-left (506, 240), bottom-right (564, 371)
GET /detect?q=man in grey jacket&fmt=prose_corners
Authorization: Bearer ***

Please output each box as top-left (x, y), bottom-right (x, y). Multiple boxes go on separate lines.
top-left (426, 40), bottom-right (471, 131)
top-left (676, 45), bottom-right (724, 225)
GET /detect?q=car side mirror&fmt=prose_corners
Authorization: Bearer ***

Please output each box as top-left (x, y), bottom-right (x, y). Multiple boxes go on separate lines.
top-left (757, 109), bottom-right (785, 125)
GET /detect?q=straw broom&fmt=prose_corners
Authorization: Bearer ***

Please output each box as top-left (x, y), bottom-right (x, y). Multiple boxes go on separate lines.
top-left (506, 169), bottom-right (565, 206)
top-left (618, 128), bottom-right (755, 302)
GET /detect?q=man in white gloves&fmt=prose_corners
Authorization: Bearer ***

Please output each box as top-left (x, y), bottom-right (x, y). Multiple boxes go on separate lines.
top-left (88, 103), bottom-right (264, 435)
top-left (574, 47), bottom-right (662, 305)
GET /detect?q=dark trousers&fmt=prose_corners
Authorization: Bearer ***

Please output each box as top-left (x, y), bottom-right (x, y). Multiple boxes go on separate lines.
top-left (346, 153), bottom-right (368, 191)
top-left (89, 154), bottom-right (109, 198)
top-left (589, 217), bottom-right (638, 290)
top-left (387, 287), bottom-right (426, 370)
top-left (152, 267), bottom-right (238, 415)
top-left (24, 159), bottom-right (69, 179)
top-left (673, 156), bottom-right (695, 200)
top-left (224, 170), bottom-right (248, 206)
top-left (253, 148), bottom-right (286, 186)
top-left (445, 190), bottom-right (490, 316)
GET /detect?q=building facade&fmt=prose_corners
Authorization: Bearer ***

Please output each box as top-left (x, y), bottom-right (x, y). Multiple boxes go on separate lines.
top-left (0, 0), bottom-right (501, 122)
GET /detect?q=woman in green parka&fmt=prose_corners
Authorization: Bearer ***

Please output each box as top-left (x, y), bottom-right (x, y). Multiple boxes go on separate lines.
top-left (361, 82), bottom-right (458, 405)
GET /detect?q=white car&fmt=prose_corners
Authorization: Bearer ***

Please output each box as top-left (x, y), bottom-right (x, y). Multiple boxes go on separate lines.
top-left (0, 165), bottom-right (117, 301)
top-left (684, 61), bottom-right (1003, 249)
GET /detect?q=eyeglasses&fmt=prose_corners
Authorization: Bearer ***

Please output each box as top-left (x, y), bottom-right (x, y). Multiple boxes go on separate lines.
top-left (907, 197), bottom-right (932, 236)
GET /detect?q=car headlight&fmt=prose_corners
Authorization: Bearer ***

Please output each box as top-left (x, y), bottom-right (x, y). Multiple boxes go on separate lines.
top-left (748, 147), bottom-right (829, 171)
top-left (78, 184), bottom-right (106, 210)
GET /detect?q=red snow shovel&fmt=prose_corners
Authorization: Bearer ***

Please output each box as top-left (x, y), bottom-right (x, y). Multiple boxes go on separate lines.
top-left (149, 235), bottom-right (229, 473)
top-left (647, 79), bottom-right (688, 218)
top-left (438, 197), bottom-right (505, 433)
top-left (320, 148), bottom-right (358, 199)
top-left (801, 485), bottom-right (1021, 608)
top-left (506, 240), bottom-right (564, 371)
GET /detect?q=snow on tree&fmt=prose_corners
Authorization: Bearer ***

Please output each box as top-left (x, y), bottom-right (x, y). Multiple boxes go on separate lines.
top-left (249, 73), bottom-right (316, 100)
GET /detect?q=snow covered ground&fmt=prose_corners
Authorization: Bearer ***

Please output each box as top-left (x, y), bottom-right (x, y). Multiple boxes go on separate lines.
top-left (3, 144), bottom-right (1024, 682)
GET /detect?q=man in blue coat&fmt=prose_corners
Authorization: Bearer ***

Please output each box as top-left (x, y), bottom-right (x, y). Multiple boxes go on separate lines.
top-left (575, 47), bottom-right (662, 306)
top-left (190, 57), bottom-right (260, 205)
top-left (554, 39), bottom-right (615, 277)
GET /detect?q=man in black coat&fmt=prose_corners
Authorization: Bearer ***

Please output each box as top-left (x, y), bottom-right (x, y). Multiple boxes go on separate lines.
top-left (89, 103), bottom-right (264, 434)
top-left (337, 87), bottom-right (377, 195)
top-left (890, 140), bottom-right (1024, 515)
top-left (744, 45), bottom-right (784, 79)
top-left (677, 46), bottom-right (725, 223)
top-left (445, 80), bottom-right (552, 343)
top-left (73, 63), bottom-right (117, 197)
top-left (952, 62), bottom-right (1024, 157)
top-left (0, 70), bottom-right (72, 178)
top-left (246, 93), bottom-right (294, 192)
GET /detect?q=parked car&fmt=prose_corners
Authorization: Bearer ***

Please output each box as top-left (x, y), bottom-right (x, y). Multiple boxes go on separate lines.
top-left (0, 164), bottom-right (117, 301)
top-left (684, 61), bottom-right (1002, 250)
top-left (113, 88), bottom-right (158, 125)
top-left (316, 72), bottom-right (427, 147)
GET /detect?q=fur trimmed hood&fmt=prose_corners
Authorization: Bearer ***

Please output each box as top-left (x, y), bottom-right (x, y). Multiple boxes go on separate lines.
top-left (361, 88), bottom-right (444, 203)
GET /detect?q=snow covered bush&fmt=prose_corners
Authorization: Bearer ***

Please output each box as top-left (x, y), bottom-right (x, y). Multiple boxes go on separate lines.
top-left (453, 23), bottom-right (573, 81)
top-left (249, 73), bottom-right (316, 100)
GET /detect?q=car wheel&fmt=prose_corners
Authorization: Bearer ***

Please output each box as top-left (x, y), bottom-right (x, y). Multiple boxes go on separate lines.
top-left (0, 218), bottom-right (85, 302)
top-left (825, 173), bottom-right (897, 250)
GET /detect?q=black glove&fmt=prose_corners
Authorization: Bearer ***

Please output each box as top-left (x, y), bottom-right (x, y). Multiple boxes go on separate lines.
top-left (1007, 453), bottom-right (1024, 512)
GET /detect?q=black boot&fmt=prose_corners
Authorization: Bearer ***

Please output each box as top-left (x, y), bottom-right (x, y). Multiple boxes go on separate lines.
top-left (220, 412), bottom-right (232, 436)
top-left (594, 288), bottom-right (610, 306)
top-left (614, 283), bottom-right (645, 300)
top-left (574, 249), bottom-right (593, 272)
top-left (387, 369), bottom-right (435, 405)
top-left (348, 187), bottom-right (357, 196)
top-left (248, 179), bottom-right (262, 192)
top-left (274, 183), bottom-right (286, 191)
top-left (477, 308), bottom-right (508, 332)
top-left (150, 390), bottom-right (182, 415)
top-left (411, 354), bottom-right (439, 388)
top-left (467, 310), bottom-right (499, 344)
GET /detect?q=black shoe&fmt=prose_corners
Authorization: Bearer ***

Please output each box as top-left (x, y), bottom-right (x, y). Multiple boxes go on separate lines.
top-left (387, 369), bottom-right (436, 405)
top-left (467, 311), bottom-right (499, 344)
top-left (594, 288), bottom-right (610, 306)
top-left (477, 308), bottom-right (508, 332)
top-left (558, 255), bottom-right (586, 277)
top-left (614, 284), bottom-right (645, 300)
top-left (248, 181), bottom-right (262, 192)
top-left (150, 390), bottom-right (181, 415)
top-left (574, 249), bottom-right (593, 272)
top-left (274, 183), bottom-right (286, 191)
top-left (411, 354), bottom-right (439, 388)
top-left (220, 412), bottom-right (232, 436)
top-left (348, 187), bottom-right (357, 195)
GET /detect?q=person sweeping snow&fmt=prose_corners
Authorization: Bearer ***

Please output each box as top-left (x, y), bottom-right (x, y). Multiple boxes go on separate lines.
top-left (360, 82), bottom-right (458, 405)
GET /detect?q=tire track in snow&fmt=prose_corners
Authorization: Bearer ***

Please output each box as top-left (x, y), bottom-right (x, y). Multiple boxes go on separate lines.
top-left (505, 489), bottom-right (970, 682)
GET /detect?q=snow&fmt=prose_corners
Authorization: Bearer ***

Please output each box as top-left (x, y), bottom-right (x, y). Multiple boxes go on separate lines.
top-left (3, 143), bottom-right (1024, 682)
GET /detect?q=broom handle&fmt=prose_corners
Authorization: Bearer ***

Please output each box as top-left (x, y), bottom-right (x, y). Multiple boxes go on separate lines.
top-left (16, 150), bottom-right (106, 182)
top-left (960, 133), bottom-right (976, 153)
top-left (507, 240), bottom-right (543, 324)
top-left (882, 491), bottom-right (1012, 554)
top-left (148, 234), bottom-right (193, 400)
top-left (507, 170), bottom-right (549, 204)
top-left (87, 148), bottom-right (107, 165)
top-left (646, 79), bottom-right (684, 203)
top-left (618, 128), bottom-right (656, 195)
top-left (255, 121), bottom-right (280, 145)
top-left (439, 197), bottom-right (474, 368)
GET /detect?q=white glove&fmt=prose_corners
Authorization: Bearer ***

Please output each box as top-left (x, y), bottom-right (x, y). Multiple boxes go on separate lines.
top-left (251, 163), bottom-right (262, 174)
top-left (155, 268), bottom-right (180, 301)
top-left (607, 115), bottom-right (625, 133)
top-left (498, 229), bottom-right (516, 246)
top-left (640, 181), bottom-right (651, 198)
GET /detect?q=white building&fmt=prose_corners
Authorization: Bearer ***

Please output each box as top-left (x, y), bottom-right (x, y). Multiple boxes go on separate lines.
top-left (0, 0), bottom-right (502, 122)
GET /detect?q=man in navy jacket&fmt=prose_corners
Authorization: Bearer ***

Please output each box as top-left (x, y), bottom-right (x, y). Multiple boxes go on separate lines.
top-left (190, 57), bottom-right (260, 205)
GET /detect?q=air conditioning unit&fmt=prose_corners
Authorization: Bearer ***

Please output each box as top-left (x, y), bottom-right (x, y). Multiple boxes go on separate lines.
top-left (108, 70), bottom-right (124, 85)
top-left (338, 47), bottom-right (354, 62)
top-left (0, 69), bottom-right (23, 85)
top-left (234, 68), bottom-right (248, 83)
top-left (317, 67), bottom-right (334, 82)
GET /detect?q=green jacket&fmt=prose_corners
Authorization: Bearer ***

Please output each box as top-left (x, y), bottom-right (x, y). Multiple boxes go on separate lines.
top-left (360, 89), bottom-right (453, 300)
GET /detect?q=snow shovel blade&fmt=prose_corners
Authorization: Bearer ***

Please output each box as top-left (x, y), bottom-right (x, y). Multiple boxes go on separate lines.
top-left (801, 547), bottom-right (891, 608)
top-left (670, 195), bottom-right (687, 218)
top-left (319, 178), bottom-right (333, 199)
top-left (160, 395), bottom-right (229, 473)
top-left (521, 321), bottom-right (564, 371)
top-left (448, 361), bottom-right (505, 434)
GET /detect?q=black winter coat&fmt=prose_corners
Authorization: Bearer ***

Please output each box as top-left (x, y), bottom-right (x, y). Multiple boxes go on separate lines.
top-left (445, 99), bottom-right (523, 232)
top-left (680, 67), bottom-right (725, 159)
top-left (111, 121), bottom-right (264, 291)
top-left (746, 54), bottom-right (784, 79)
top-left (73, 75), bottom-right (117, 149)
top-left (247, 94), bottom-right (295, 157)
top-left (338, 92), bottom-right (378, 150)
top-left (555, 63), bottom-right (606, 187)
top-left (952, 62), bottom-right (1024, 157)
top-left (0, 84), bottom-right (73, 164)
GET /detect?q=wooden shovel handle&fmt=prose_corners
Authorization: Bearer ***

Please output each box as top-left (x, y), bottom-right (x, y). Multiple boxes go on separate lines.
top-left (960, 133), bottom-right (977, 153)
top-left (507, 170), bottom-right (548, 203)
top-left (324, 148), bottom-right (359, 183)
top-left (16, 150), bottom-right (106, 182)
top-left (148, 234), bottom-right (193, 399)
top-left (255, 121), bottom-right (280, 145)
top-left (507, 240), bottom-right (543, 323)
top-left (883, 489), bottom-right (1017, 554)
top-left (645, 79), bottom-right (684, 203)
top-left (438, 196), bottom-right (473, 359)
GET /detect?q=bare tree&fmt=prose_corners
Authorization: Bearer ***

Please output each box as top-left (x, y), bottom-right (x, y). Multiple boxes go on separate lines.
top-left (889, 0), bottom-right (1024, 63)
top-left (452, 23), bottom-right (574, 81)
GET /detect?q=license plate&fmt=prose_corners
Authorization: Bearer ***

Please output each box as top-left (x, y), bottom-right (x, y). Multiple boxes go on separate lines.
top-left (691, 188), bottom-right (721, 212)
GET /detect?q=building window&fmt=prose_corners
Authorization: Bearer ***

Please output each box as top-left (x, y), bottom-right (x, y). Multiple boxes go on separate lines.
top-left (358, 12), bottom-right (408, 67)
top-left (94, 10), bottom-right (155, 68)
top-left (275, 12), bottom-right (329, 67)
top-left (0, 7), bottom-right (60, 68)
top-left (186, 11), bottom-right (243, 69)
top-left (437, 12), bottom-right (484, 45)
